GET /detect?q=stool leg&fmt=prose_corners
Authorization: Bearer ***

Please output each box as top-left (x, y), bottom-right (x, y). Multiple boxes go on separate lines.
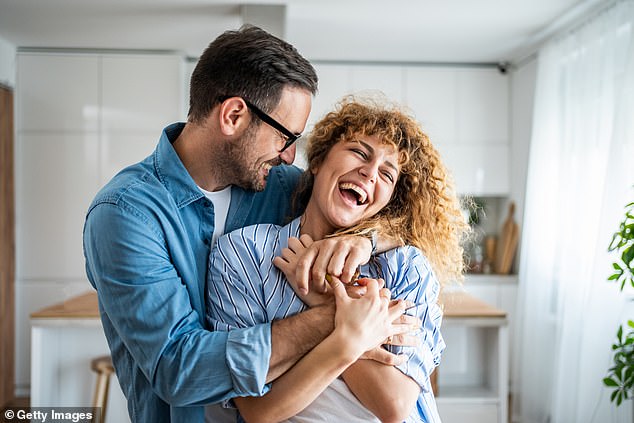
top-left (91, 373), bottom-right (111, 423)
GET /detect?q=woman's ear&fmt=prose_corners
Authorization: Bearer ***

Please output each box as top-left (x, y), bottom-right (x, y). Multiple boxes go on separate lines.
top-left (218, 97), bottom-right (249, 136)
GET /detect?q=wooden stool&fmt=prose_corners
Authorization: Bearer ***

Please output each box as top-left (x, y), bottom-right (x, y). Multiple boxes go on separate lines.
top-left (91, 355), bottom-right (114, 423)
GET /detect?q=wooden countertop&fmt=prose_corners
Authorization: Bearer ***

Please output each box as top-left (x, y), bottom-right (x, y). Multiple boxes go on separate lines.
top-left (31, 291), bottom-right (100, 319)
top-left (439, 290), bottom-right (506, 318)
top-left (31, 289), bottom-right (506, 320)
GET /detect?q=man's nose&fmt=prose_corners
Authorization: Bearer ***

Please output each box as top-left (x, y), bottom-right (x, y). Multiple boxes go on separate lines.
top-left (279, 143), bottom-right (296, 165)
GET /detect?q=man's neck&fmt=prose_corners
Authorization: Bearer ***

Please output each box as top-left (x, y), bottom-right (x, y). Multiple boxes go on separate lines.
top-left (172, 121), bottom-right (228, 192)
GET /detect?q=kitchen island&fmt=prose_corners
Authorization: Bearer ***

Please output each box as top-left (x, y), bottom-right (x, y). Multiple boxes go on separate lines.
top-left (31, 290), bottom-right (508, 423)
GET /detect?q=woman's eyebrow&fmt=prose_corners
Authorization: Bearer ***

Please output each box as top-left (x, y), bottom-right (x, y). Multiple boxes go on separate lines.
top-left (357, 140), bottom-right (399, 172)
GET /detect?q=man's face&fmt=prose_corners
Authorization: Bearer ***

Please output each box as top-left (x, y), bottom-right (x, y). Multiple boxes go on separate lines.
top-left (231, 87), bottom-right (312, 191)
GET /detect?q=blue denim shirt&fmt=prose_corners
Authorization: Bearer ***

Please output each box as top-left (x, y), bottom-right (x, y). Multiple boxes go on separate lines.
top-left (83, 122), bottom-right (302, 423)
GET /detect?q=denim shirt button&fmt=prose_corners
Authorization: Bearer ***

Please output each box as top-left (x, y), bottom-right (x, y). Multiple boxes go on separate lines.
top-left (203, 201), bottom-right (211, 208)
top-left (203, 238), bottom-right (210, 245)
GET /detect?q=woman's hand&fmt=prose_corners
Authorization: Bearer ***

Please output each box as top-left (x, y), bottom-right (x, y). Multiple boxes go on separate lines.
top-left (328, 275), bottom-right (412, 361)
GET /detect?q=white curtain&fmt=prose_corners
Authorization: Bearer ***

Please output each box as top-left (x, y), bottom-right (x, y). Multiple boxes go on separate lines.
top-left (514, 1), bottom-right (634, 422)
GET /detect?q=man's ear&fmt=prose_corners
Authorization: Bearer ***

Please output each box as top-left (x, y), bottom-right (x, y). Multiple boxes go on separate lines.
top-left (218, 97), bottom-right (250, 136)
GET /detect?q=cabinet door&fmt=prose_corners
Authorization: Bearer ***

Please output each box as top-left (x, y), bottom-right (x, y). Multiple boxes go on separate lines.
top-left (310, 64), bottom-right (351, 128)
top-left (404, 66), bottom-right (457, 146)
top-left (101, 54), bottom-right (184, 132)
top-left (349, 65), bottom-right (404, 103)
top-left (436, 143), bottom-right (509, 195)
top-left (16, 133), bottom-right (100, 280)
top-left (437, 403), bottom-right (498, 423)
top-left (17, 54), bottom-right (99, 132)
top-left (456, 68), bottom-right (509, 145)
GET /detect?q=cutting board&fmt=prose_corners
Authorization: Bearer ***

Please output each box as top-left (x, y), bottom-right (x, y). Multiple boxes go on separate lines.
top-left (496, 202), bottom-right (519, 274)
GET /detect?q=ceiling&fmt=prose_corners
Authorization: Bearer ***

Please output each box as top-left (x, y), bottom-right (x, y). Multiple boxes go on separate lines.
top-left (0, 0), bottom-right (609, 64)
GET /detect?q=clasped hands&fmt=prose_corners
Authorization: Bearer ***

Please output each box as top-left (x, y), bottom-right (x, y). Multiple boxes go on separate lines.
top-left (273, 233), bottom-right (421, 366)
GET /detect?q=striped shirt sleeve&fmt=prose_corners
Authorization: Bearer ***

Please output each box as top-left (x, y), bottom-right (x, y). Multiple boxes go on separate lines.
top-left (376, 246), bottom-right (445, 394)
top-left (205, 225), bottom-right (274, 331)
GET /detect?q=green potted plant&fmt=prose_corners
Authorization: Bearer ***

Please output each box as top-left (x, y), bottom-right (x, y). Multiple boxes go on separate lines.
top-left (603, 199), bottom-right (634, 406)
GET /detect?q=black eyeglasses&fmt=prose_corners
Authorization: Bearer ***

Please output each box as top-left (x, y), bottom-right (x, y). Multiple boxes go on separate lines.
top-left (243, 99), bottom-right (301, 152)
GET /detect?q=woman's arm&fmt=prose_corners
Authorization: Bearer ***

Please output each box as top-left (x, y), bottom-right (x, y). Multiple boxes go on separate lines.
top-left (234, 277), bottom-right (411, 423)
top-left (343, 360), bottom-right (420, 423)
top-left (341, 246), bottom-right (445, 422)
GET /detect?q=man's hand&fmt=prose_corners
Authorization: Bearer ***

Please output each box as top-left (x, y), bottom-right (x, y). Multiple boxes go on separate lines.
top-left (273, 234), bottom-right (372, 295)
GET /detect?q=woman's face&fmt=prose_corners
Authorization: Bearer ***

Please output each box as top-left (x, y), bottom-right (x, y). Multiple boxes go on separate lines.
top-left (304, 134), bottom-right (400, 238)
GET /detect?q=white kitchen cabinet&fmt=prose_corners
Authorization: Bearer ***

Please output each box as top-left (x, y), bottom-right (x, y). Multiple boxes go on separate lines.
top-left (101, 54), bottom-right (184, 132)
top-left (15, 51), bottom-right (185, 395)
top-left (405, 66), bottom-right (510, 195)
top-left (438, 143), bottom-right (509, 195)
top-left (311, 63), bottom-right (510, 195)
top-left (456, 68), bottom-right (509, 145)
top-left (16, 133), bottom-right (100, 280)
top-left (30, 293), bottom-right (130, 423)
top-left (17, 53), bottom-right (100, 132)
top-left (349, 65), bottom-right (404, 102)
top-left (437, 291), bottom-right (509, 423)
top-left (310, 63), bottom-right (351, 126)
top-left (16, 52), bottom-right (185, 280)
top-left (403, 67), bottom-right (457, 145)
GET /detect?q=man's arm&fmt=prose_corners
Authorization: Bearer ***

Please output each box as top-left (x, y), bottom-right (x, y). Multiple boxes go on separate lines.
top-left (85, 203), bottom-right (272, 406)
top-left (206, 226), bottom-right (338, 383)
top-left (266, 303), bottom-right (334, 381)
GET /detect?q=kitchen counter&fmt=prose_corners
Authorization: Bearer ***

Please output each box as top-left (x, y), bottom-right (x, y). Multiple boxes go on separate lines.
top-left (30, 289), bottom-right (506, 320)
top-left (30, 290), bottom-right (507, 423)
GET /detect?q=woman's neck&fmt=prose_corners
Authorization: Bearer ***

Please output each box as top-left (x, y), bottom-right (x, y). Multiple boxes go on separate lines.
top-left (299, 201), bottom-right (334, 241)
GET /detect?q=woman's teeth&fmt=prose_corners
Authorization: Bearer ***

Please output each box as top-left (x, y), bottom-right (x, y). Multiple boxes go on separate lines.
top-left (339, 182), bottom-right (368, 205)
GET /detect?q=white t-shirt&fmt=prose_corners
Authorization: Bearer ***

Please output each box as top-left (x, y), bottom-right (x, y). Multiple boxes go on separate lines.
top-left (199, 185), bottom-right (232, 247)
top-left (205, 378), bottom-right (380, 423)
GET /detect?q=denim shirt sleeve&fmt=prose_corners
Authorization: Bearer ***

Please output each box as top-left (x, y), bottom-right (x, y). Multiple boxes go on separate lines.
top-left (84, 200), bottom-right (272, 406)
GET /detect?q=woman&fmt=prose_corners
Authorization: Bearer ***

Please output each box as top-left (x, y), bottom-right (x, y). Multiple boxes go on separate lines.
top-left (206, 96), bottom-right (468, 422)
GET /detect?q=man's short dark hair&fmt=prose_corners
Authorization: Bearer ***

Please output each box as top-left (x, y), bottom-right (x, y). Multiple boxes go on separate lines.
top-left (188, 25), bottom-right (318, 123)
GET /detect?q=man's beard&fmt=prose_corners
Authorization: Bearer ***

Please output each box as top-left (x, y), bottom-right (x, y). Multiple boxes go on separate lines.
top-left (224, 128), bottom-right (282, 191)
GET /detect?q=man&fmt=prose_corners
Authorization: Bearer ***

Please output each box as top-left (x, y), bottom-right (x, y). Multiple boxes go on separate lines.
top-left (83, 26), bottom-right (400, 423)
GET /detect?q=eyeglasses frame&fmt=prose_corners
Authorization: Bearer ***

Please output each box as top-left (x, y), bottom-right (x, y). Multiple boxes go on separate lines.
top-left (240, 99), bottom-right (301, 152)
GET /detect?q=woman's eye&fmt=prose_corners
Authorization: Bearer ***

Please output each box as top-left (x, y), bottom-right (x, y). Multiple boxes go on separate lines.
top-left (382, 171), bottom-right (395, 182)
top-left (352, 149), bottom-right (368, 159)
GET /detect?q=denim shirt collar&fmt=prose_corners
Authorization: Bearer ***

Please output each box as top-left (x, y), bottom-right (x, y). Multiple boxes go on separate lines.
top-left (154, 122), bottom-right (205, 209)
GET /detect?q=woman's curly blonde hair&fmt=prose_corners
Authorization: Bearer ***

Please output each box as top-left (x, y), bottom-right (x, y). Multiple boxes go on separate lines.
top-left (294, 95), bottom-right (469, 285)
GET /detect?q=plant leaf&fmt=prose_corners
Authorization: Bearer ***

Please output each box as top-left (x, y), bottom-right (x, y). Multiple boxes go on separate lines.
top-left (604, 377), bottom-right (619, 387)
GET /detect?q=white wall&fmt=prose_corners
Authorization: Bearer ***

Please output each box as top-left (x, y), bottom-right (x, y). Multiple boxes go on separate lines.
top-left (0, 36), bottom-right (16, 87)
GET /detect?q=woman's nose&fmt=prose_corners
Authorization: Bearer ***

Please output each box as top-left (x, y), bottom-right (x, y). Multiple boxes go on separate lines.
top-left (358, 163), bottom-right (378, 182)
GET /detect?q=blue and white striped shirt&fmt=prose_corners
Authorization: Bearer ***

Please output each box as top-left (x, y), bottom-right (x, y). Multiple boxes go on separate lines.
top-left (206, 217), bottom-right (445, 423)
